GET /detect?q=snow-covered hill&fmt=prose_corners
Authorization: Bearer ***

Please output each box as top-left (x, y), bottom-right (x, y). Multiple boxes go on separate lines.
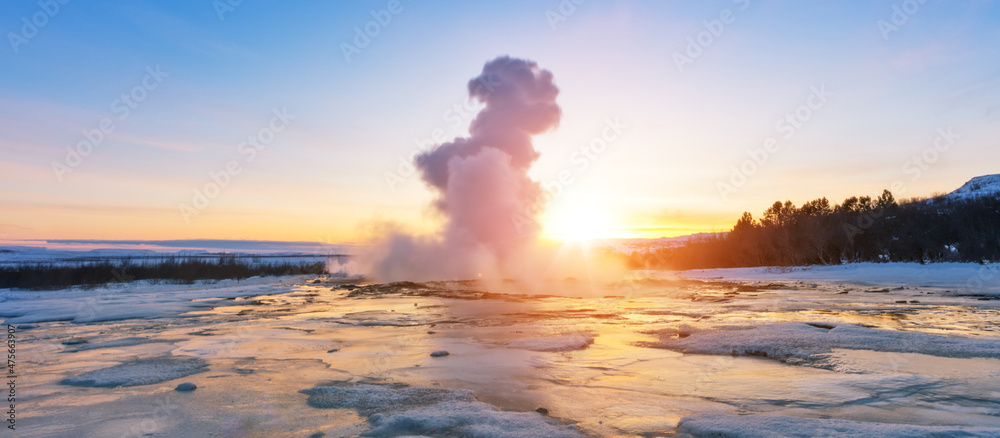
top-left (945, 174), bottom-right (1000, 201)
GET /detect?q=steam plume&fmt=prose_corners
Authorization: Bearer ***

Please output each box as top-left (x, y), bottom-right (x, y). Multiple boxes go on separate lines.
top-left (371, 56), bottom-right (561, 281)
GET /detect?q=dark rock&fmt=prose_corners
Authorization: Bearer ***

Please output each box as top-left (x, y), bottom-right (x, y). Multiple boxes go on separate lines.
top-left (430, 350), bottom-right (449, 357)
top-left (175, 382), bottom-right (197, 392)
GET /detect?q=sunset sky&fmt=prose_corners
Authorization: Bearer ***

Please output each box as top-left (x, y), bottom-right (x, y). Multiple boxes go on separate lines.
top-left (2, 1), bottom-right (999, 243)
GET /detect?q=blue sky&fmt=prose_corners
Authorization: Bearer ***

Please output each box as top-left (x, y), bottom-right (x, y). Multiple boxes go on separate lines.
top-left (2, 0), bottom-right (999, 241)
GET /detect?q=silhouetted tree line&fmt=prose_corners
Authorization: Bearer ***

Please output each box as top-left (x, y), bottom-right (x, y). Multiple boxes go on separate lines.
top-left (0, 256), bottom-right (328, 290)
top-left (624, 190), bottom-right (1000, 270)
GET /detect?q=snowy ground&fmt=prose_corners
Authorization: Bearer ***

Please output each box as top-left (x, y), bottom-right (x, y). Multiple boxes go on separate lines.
top-left (3, 263), bottom-right (1000, 437)
top-left (677, 262), bottom-right (1000, 295)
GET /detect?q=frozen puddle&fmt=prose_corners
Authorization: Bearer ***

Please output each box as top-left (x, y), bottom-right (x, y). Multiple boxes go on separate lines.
top-left (508, 334), bottom-right (594, 352)
top-left (301, 383), bottom-right (584, 437)
top-left (6, 270), bottom-right (1000, 437)
top-left (61, 357), bottom-right (207, 388)
top-left (62, 336), bottom-right (182, 352)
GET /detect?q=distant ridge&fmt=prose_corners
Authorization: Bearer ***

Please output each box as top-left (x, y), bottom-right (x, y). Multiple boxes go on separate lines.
top-left (42, 239), bottom-right (350, 252)
top-left (0, 239), bottom-right (361, 264)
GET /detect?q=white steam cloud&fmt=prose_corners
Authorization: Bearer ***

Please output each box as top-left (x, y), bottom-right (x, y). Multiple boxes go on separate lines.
top-left (370, 56), bottom-right (561, 281)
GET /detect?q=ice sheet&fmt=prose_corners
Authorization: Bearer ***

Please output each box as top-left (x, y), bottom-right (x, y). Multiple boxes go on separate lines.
top-left (652, 322), bottom-right (1000, 369)
top-left (0, 276), bottom-right (303, 324)
top-left (9, 263), bottom-right (1000, 437)
top-left (676, 413), bottom-right (1000, 437)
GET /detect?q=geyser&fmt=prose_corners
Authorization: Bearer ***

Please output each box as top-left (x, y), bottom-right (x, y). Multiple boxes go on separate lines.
top-left (371, 56), bottom-right (561, 281)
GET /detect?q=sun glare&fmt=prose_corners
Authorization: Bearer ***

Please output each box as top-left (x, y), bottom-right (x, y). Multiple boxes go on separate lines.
top-left (542, 203), bottom-right (621, 242)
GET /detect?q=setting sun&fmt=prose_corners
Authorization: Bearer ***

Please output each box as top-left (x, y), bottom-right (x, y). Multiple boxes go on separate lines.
top-left (542, 202), bottom-right (624, 242)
